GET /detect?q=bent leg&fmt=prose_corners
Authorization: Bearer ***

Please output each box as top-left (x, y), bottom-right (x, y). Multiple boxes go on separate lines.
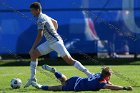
top-left (24, 49), bottom-right (41, 88)
top-left (54, 71), bottom-right (67, 85)
top-left (30, 41), bottom-right (53, 79)
top-left (62, 55), bottom-right (92, 77)
top-left (50, 40), bottom-right (92, 77)
top-left (29, 49), bottom-right (41, 79)
top-left (42, 65), bottom-right (68, 85)
top-left (31, 81), bottom-right (63, 91)
top-left (24, 42), bottom-right (52, 88)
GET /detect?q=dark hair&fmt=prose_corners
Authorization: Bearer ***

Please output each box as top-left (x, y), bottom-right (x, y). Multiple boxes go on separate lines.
top-left (30, 2), bottom-right (42, 11)
top-left (101, 67), bottom-right (112, 78)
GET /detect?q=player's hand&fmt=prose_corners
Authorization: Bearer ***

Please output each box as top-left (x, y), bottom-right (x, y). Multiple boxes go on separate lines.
top-left (29, 48), bottom-right (34, 55)
top-left (107, 81), bottom-right (113, 85)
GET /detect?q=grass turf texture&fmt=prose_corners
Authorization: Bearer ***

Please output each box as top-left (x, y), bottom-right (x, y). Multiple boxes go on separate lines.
top-left (0, 65), bottom-right (140, 93)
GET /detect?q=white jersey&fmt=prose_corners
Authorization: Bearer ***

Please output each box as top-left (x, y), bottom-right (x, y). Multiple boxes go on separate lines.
top-left (37, 12), bottom-right (62, 44)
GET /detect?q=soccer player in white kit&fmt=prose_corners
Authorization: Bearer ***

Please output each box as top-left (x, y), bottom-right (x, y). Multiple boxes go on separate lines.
top-left (24, 2), bottom-right (92, 88)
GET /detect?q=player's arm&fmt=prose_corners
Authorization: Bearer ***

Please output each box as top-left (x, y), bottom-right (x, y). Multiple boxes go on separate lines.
top-left (30, 20), bottom-right (45, 51)
top-left (103, 84), bottom-right (132, 91)
top-left (29, 30), bottom-right (43, 55)
top-left (31, 30), bottom-right (43, 49)
top-left (107, 81), bottom-right (113, 85)
top-left (51, 18), bottom-right (58, 30)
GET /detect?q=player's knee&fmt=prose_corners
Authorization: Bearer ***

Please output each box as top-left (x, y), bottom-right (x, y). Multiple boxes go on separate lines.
top-left (63, 55), bottom-right (75, 65)
top-left (29, 50), bottom-right (38, 59)
top-left (30, 53), bottom-right (35, 60)
top-left (60, 75), bottom-right (67, 85)
top-left (68, 56), bottom-right (76, 64)
top-left (29, 51), bottom-right (33, 57)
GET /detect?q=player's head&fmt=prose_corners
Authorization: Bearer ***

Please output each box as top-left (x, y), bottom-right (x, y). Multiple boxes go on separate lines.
top-left (101, 67), bottom-right (112, 79)
top-left (30, 2), bottom-right (42, 17)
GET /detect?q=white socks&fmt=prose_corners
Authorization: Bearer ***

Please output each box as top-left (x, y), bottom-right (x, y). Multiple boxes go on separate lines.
top-left (30, 61), bottom-right (38, 79)
top-left (74, 61), bottom-right (92, 77)
top-left (30, 61), bottom-right (91, 79)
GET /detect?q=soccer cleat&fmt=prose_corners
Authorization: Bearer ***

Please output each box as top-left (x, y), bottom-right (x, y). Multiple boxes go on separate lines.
top-left (42, 65), bottom-right (56, 73)
top-left (24, 78), bottom-right (37, 88)
top-left (31, 81), bottom-right (42, 89)
top-left (126, 86), bottom-right (133, 91)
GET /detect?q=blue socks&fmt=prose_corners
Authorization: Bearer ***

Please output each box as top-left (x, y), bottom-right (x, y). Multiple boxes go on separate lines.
top-left (41, 86), bottom-right (48, 90)
top-left (55, 72), bottom-right (62, 79)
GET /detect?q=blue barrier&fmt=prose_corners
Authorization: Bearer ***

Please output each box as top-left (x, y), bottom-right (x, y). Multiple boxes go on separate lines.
top-left (0, 0), bottom-right (140, 54)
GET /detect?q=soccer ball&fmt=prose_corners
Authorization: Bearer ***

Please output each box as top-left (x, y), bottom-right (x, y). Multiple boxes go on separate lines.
top-left (10, 78), bottom-right (22, 89)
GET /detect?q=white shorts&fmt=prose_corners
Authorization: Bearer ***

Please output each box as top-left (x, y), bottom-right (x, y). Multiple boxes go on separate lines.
top-left (37, 40), bottom-right (71, 57)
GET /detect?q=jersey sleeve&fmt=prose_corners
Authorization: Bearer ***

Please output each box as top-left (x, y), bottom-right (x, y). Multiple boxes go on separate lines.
top-left (37, 20), bottom-right (46, 30)
top-left (98, 82), bottom-right (107, 89)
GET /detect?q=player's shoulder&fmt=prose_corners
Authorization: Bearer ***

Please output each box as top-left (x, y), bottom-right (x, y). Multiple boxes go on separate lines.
top-left (37, 13), bottom-right (49, 23)
top-left (94, 73), bottom-right (101, 76)
top-left (93, 73), bottom-right (102, 79)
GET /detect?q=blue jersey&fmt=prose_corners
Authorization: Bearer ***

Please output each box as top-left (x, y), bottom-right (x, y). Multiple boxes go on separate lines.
top-left (62, 73), bottom-right (107, 91)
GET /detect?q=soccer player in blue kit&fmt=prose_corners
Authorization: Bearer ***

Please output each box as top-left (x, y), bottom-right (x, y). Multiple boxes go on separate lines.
top-left (31, 65), bottom-right (133, 91)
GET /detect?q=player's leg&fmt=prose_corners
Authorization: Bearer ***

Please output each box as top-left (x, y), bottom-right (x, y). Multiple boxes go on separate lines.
top-left (42, 85), bottom-right (63, 91)
top-left (50, 40), bottom-right (92, 77)
top-left (32, 65), bottom-right (67, 91)
top-left (24, 41), bottom-right (53, 88)
top-left (62, 55), bottom-right (92, 77)
top-left (32, 65), bottom-right (79, 91)
top-left (24, 49), bottom-right (41, 88)
top-left (37, 76), bottom-right (79, 91)
top-left (42, 65), bottom-right (67, 85)
top-left (32, 73), bottom-right (78, 91)
top-left (32, 76), bottom-right (78, 91)
top-left (32, 81), bottom-right (63, 91)
top-left (29, 49), bottom-right (41, 79)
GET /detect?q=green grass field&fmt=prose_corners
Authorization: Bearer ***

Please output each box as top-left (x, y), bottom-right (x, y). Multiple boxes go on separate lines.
top-left (0, 65), bottom-right (140, 93)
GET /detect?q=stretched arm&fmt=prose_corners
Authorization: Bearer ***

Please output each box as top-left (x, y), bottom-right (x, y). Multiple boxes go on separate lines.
top-left (107, 81), bottom-right (113, 85)
top-left (51, 18), bottom-right (58, 30)
top-left (29, 30), bottom-right (43, 55)
top-left (31, 30), bottom-right (43, 49)
top-left (103, 84), bottom-right (132, 91)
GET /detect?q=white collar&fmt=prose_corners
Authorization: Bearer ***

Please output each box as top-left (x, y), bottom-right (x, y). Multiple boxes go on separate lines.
top-left (38, 12), bottom-right (43, 18)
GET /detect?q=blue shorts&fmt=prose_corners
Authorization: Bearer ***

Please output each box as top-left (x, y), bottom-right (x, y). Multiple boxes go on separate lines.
top-left (62, 76), bottom-right (79, 91)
